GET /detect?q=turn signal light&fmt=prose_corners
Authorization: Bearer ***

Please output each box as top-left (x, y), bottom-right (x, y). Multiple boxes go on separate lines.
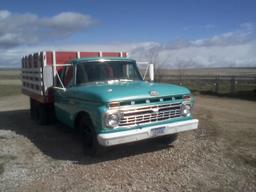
top-left (183, 95), bottom-right (191, 100)
top-left (108, 102), bottom-right (120, 108)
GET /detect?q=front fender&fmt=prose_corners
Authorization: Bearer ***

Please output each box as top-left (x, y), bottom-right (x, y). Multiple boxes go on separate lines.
top-left (71, 99), bottom-right (104, 132)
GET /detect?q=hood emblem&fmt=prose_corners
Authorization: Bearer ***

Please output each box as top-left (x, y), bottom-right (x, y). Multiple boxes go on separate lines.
top-left (149, 90), bottom-right (159, 96)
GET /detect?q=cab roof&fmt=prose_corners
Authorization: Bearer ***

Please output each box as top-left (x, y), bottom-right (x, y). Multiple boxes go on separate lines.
top-left (71, 57), bottom-right (136, 64)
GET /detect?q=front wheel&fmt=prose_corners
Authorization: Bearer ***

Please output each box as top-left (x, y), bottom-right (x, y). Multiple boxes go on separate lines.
top-left (79, 115), bottom-right (103, 156)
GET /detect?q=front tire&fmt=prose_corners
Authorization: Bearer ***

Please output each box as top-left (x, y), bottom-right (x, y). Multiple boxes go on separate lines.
top-left (79, 115), bottom-right (103, 156)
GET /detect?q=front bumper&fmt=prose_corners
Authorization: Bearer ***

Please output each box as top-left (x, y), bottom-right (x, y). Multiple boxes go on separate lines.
top-left (97, 119), bottom-right (199, 146)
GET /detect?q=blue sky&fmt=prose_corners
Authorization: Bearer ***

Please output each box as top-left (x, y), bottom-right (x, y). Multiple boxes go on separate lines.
top-left (0, 0), bottom-right (256, 68)
top-left (2, 0), bottom-right (255, 43)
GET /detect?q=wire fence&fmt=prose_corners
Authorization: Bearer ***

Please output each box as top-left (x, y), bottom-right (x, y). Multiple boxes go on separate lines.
top-left (155, 74), bottom-right (256, 95)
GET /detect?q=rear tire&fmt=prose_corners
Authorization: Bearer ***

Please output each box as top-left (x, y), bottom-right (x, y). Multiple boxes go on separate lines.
top-left (37, 104), bottom-right (49, 125)
top-left (78, 115), bottom-right (103, 156)
top-left (47, 104), bottom-right (55, 124)
top-left (31, 99), bottom-right (53, 125)
top-left (30, 98), bottom-right (36, 120)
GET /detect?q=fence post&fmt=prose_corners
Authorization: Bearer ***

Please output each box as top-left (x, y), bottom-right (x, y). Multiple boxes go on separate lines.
top-left (215, 75), bottom-right (219, 94)
top-left (179, 72), bottom-right (182, 85)
top-left (230, 76), bottom-right (235, 94)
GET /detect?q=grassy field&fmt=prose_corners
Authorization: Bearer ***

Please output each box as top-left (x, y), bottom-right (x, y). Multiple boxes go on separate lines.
top-left (0, 69), bottom-right (20, 79)
top-left (0, 84), bottom-right (21, 97)
top-left (0, 69), bottom-right (21, 97)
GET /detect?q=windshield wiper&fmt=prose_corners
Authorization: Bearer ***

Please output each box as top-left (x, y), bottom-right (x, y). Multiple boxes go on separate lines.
top-left (119, 79), bottom-right (133, 82)
top-left (106, 79), bottom-right (133, 83)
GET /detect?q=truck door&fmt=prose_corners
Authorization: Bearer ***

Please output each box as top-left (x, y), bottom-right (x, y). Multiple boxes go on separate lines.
top-left (54, 65), bottom-right (75, 127)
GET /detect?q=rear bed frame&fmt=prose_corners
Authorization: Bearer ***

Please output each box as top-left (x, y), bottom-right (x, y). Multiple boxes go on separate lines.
top-left (21, 51), bottom-right (128, 103)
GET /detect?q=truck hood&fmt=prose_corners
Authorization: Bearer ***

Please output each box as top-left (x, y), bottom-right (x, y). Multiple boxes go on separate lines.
top-left (69, 81), bottom-right (190, 103)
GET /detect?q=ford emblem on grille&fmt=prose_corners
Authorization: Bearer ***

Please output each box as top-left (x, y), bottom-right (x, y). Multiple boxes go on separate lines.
top-left (150, 90), bottom-right (159, 96)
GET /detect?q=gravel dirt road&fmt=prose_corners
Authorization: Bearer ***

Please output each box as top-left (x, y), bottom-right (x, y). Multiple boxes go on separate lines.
top-left (0, 94), bottom-right (255, 192)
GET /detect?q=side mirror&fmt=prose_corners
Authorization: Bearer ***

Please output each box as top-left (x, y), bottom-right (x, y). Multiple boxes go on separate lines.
top-left (149, 63), bottom-right (154, 82)
top-left (138, 61), bottom-right (154, 81)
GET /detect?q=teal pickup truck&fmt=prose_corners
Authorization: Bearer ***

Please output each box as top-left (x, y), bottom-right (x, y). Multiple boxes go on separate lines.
top-left (21, 51), bottom-right (198, 155)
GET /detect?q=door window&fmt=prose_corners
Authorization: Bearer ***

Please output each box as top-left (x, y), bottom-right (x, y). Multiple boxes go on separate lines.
top-left (63, 66), bottom-right (73, 87)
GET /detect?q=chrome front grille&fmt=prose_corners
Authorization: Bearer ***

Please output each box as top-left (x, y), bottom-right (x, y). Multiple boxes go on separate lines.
top-left (119, 102), bottom-right (182, 127)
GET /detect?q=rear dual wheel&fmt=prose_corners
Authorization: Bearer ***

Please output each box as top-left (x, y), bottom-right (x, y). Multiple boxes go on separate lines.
top-left (29, 98), bottom-right (54, 125)
top-left (30, 98), bottom-right (36, 120)
top-left (36, 104), bottom-right (49, 125)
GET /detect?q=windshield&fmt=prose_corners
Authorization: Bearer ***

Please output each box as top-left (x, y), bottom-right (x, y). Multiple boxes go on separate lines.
top-left (76, 61), bottom-right (142, 84)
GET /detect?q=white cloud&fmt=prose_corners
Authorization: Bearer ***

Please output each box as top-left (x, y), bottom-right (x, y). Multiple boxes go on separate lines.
top-left (129, 23), bottom-right (256, 68)
top-left (1, 40), bottom-right (256, 68)
top-left (0, 42), bottom-right (158, 67)
top-left (0, 10), bottom-right (11, 18)
top-left (0, 10), bottom-right (96, 48)
top-left (0, 20), bottom-right (255, 68)
top-left (191, 22), bottom-right (255, 47)
top-left (43, 12), bottom-right (95, 36)
top-left (157, 41), bottom-right (256, 68)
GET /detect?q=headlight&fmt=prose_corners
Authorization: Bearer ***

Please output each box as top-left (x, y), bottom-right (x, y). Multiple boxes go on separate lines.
top-left (181, 104), bottom-right (191, 117)
top-left (105, 111), bottom-right (121, 128)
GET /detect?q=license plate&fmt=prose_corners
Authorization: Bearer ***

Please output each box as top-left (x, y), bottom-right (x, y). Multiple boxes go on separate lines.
top-left (151, 126), bottom-right (166, 136)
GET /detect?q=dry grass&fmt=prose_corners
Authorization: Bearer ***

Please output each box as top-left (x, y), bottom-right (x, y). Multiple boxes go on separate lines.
top-left (0, 85), bottom-right (21, 97)
top-left (0, 69), bottom-right (21, 97)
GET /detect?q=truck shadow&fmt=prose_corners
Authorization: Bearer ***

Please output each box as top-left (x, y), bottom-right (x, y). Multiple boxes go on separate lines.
top-left (0, 109), bottom-right (171, 165)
